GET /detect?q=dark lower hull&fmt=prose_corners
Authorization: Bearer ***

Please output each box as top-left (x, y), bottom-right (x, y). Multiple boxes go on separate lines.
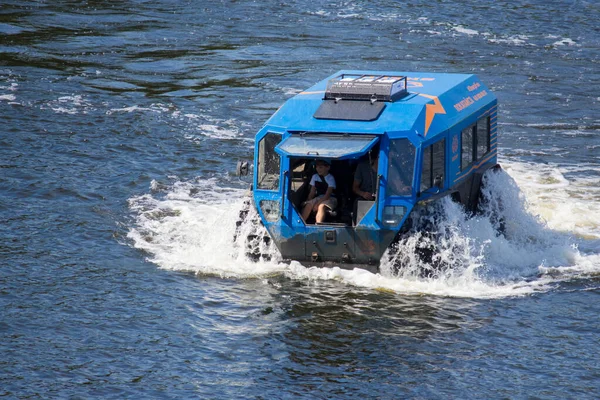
top-left (238, 165), bottom-right (501, 270)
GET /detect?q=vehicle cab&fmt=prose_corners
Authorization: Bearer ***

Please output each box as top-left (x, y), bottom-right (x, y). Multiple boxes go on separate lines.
top-left (248, 70), bottom-right (498, 271)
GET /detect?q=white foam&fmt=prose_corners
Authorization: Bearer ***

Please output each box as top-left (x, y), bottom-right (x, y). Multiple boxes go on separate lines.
top-left (127, 163), bottom-right (600, 298)
top-left (503, 161), bottom-right (600, 239)
top-left (283, 87), bottom-right (303, 96)
top-left (108, 105), bottom-right (151, 114)
top-left (0, 94), bottom-right (16, 101)
top-left (196, 124), bottom-right (241, 139)
top-left (128, 178), bottom-right (284, 278)
top-left (45, 94), bottom-right (93, 114)
top-left (552, 38), bottom-right (577, 47)
top-left (337, 13), bottom-right (360, 19)
top-left (107, 103), bottom-right (171, 115)
top-left (192, 115), bottom-right (247, 139)
top-left (488, 35), bottom-right (529, 46)
top-left (453, 26), bottom-right (479, 35)
top-left (285, 261), bottom-right (552, 299)
top-left (0, 83), bottom-right (18, 91)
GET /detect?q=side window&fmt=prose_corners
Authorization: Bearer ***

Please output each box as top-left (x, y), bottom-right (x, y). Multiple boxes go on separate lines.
top-left (420, 145), bottom-right (432, 192)
top-left (420, 139), bottom-right (445, 192)
top-left (387, 138), bottom-right (416, 196)
top-left (461, 126), bottom-right (474, 170)
top-left (257, 133), bottom-right (281, 190)
top-left (476, 116), bottom-right (490, 160)
top-left (432, 139), bottom-right (445, 188)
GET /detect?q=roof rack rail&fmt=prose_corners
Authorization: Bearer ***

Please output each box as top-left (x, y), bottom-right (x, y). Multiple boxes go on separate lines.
top-left (324, 74), bottom-right (408, 102)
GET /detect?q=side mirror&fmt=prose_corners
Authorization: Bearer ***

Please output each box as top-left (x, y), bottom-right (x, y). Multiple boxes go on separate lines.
top-left (433, 175), bottom-right (443, 188)
top-left (236, 160), bottom-right (250, 176)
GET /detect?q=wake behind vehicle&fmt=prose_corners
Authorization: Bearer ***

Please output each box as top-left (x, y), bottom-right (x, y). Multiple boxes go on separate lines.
top-left (237, 70), bottom-right (498, 272)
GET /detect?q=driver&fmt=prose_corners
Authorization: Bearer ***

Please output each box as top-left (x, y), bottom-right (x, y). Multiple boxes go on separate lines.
top-left (353, 149), bottom-right (378, 200)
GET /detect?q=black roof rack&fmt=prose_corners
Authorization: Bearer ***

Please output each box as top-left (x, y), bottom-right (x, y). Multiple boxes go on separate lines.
top-left (324, 74), bottom-right (408, 102)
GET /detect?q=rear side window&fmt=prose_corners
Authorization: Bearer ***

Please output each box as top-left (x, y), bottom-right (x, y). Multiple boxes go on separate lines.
top-left (461, 115), bottom-right (491, 171)
top-left (421, 139), bottom-right (445, 192)
top-left (461, 126), bottom-right (474, 170)
top-left (476, 117), bottom-right (490, 159)
top-left (257, 133), bottom-right (281, 190)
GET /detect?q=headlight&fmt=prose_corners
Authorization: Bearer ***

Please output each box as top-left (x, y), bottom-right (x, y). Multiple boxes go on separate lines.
top-left (382, 206), bottom-right (406, 227)
top-left (260, 200), bottom-right (280, 222)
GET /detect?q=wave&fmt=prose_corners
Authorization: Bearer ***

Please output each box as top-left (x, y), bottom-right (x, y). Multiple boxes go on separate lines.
top-left (501, 122), bottom-right (600, 131)
top-left (127, 163), bottom-right (600, 298)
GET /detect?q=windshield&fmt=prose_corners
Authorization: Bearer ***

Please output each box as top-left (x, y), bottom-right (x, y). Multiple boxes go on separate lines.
top-left (275, 134), bottom-right (378, 159)
top-left (257, 132), bottom-right (281, 190)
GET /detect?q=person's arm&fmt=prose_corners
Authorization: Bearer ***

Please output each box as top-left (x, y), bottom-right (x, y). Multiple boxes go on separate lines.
top-left (353, 179), bottom-right (364, 197)
top-left (321, 186), bottom-right (334, 201)
top-left (353, 163), bottom-right (373, 200)
top-left (306, 185), bottom-right (316, 201)
top-left (353, 178), bottom-right (373, 200)
top-left (323, 175), bottom-right (335, 201)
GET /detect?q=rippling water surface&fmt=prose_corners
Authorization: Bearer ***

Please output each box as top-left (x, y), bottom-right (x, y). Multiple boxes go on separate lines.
top-left (1, 0), bottom-right (600, 398)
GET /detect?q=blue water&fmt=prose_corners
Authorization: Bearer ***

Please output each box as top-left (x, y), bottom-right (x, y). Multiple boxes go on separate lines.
top-left (1, 0), bottom-right (600, 398)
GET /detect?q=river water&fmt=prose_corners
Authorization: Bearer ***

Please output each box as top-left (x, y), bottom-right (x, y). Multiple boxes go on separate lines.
top-left (1, 0), bottom-right (600, 398)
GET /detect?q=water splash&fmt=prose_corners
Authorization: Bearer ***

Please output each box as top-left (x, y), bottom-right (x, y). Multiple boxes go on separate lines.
top-left (381, 198), bottom-right (489, 282)
top-left (504, 161), bottom-right (600, 239)
top-left (127, 166), bottom-right (600, 298)
top-left (127, 177), bottom-right (283, 278)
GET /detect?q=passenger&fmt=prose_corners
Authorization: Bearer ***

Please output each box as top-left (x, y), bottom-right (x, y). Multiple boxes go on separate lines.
top-left (301, 159), bottom-right (337, 223)
top-left (353, 150), bottom-right (379, 200)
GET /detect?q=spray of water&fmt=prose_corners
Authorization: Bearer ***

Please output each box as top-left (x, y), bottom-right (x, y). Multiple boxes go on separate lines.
top-left (127, 166), bottom-right (600, 298)
top-left (231, 197), bottom-right (282, 264)
top-left (381, 198), bottom-right (488, 283)
top-left (127, 177), bottom-right (284, 278)
top-left (381, 168), bottom-right (597, 287)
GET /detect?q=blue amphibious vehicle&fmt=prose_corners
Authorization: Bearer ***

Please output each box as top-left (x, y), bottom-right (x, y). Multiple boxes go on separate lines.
top-left (240, 70), bottom-right (498, 271)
